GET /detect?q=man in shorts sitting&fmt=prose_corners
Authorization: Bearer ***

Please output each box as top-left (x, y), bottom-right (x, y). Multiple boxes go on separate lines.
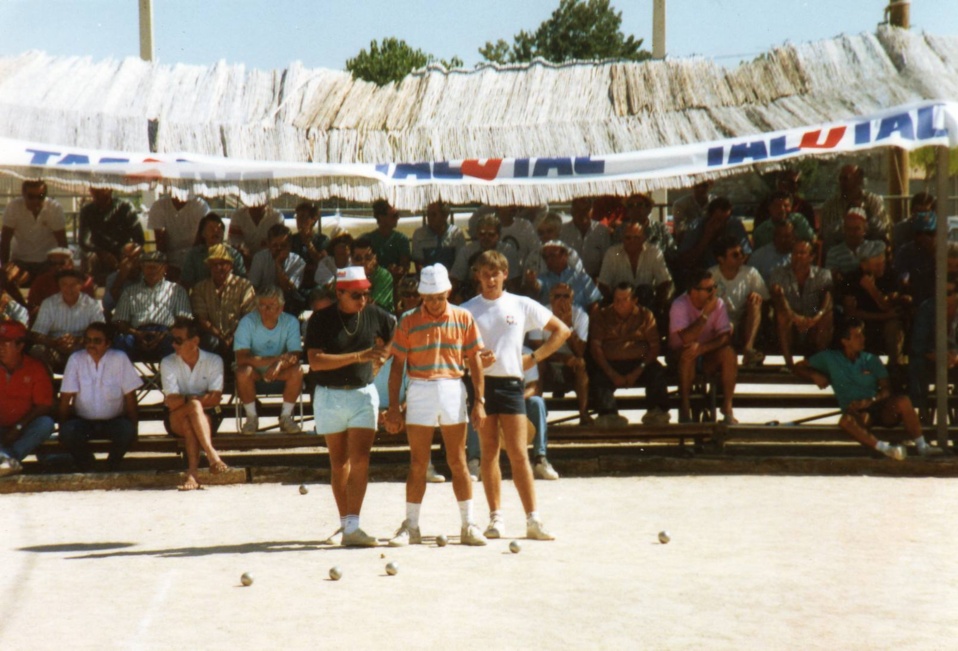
top-left (384, 264), bottom-right (489, 546)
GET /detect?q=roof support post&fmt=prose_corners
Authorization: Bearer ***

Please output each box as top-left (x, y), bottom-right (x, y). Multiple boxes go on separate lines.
top-left (935, 145), bottom-right (950, 446)
top-left (139, 0), bottom-right (154, 62)
top-left (886, 2), bottom-right (910, 224)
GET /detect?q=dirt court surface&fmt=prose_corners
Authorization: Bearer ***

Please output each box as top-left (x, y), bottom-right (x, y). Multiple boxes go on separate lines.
top-left (2, 476), bottom-right (957, 650)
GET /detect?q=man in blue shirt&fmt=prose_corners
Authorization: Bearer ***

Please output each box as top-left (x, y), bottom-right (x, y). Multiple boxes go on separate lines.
top-left (794, 317), bottom-right (944, 460)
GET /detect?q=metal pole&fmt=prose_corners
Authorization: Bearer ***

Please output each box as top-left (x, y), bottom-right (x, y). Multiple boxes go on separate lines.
top-left (652, 0), bottom-right (666, 59)
top-left (935, 145), bottom-right (950, 446)
top-left (886, 2), bottom-right (910, 224)
top-left (139, 0), bottom-right (154, 62)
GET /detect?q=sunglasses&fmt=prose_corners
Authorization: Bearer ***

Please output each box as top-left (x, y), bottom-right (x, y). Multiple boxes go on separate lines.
top-left (348, 291), bottom-right (370, 301)
top-left (172, 337), bottom-right (188, 345)
top-left (25, 193), bottom-right (46, 200)
top-left (84, 336), bottom-right (106, 344)
top-left (694, 285), bottom-right (717, 293)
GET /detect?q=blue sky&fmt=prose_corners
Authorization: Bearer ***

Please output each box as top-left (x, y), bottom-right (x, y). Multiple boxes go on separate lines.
top-left (0, 0), bottom-right (955, 71)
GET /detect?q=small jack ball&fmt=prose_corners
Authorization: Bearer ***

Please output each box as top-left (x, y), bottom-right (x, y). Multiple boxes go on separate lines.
top-left (299, 485), bottom-right (308, 495)
top-left (658, 531), bottom-right (670, 544)
top-left (509, 540), bottom-right (521, 554)
top-left (241, 572), bottom-right (253, 586)
top-left (436, 534), bottom-right (448, 547)
top-left (385, 562), bottom-right (399, 575)
top-left (329, 566), bottom-right (342, 581)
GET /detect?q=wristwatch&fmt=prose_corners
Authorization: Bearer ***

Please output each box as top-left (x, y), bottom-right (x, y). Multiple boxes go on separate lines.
top-left (477, 397), bottom-right (486, 404)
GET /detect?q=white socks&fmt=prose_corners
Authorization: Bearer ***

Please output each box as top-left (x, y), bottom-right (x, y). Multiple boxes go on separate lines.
top-left (344, 514), bottom-right (359, 534)
top-left (458, 500), bottom-right (473, 526)
top-left (527, 510), bottom-right (540, 523)
top-left (914, 436), bottom-right (929, 451)
top-left (875, 441), bottom-right (890, 453)
top-left (243, 402), bottom-right (257, 419)
top-left (406, 502), bottom-right (422, 529)
top-left (281, 402), bottom-right (295, 417)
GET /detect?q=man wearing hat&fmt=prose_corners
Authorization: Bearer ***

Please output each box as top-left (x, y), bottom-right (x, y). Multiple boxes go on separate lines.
top-left (840, 239), bottom-right (908, 371)
top-left (384, 263), bottom-right (489, 547)
top-left (30, 268), bottom-right (105, 373)
top-left (190, 244), bottom-right (256, 361)
top-left (113, 251), bottom-right (193, 361)
top-left (527, 240), bottom-right (602, 312)
top-left (306, 266), bottom-right (395, 546)
top-left (0, 321), bottom-right (55, 477)
top-left (893, 209), bottom-right (938, 306)
top-left (770, 240), bottom-right (834, 369)
top-left (824, 208), bottom-right (876, 277)
top-left (26, 247), bottom-right (97, 318)
top-left (819, 165), bottom-right (890, 255)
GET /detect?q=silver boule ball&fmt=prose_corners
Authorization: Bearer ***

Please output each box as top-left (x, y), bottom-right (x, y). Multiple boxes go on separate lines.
top-left (509, 540), bottom-right (521, 554)
top-left (385, 561), bottom-right (398, 576)
top-left (436, 534), bottom-right (448, 547)
top-left (299, 485), bottom-right (308, 495)
top-left (658, 531), bottom-right (670, 544)
top-left (329, 566), bottom-right (342, 581)
top-left (240, 572), bottom-right (253, 586)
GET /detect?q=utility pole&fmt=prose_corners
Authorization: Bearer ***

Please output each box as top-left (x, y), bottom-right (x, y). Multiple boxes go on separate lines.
top-left (886, 1), bottom-right (910, 223)
top-left (651, 0), bottom-right (668, 220)
top-left (139, 0), bottom-right (154, 62)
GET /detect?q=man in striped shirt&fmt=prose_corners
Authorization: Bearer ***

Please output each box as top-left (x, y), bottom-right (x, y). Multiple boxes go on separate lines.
top-left (384, 264), bottom-right (489, 547)
top-left (30, 269), bottom-right (104, 373)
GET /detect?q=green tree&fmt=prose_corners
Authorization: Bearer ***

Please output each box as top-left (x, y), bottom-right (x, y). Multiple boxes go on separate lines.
top-left (346, 37), bottom-right (463, 86)
top-left (479, 0), bottom-right (651, 65)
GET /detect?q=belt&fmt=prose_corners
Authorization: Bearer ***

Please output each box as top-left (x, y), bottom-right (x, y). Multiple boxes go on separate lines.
top-left (322, 384), bottom-right (367, 391)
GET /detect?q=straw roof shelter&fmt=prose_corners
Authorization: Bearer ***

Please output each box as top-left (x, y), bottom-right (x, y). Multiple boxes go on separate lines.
top-left (0, 25), bottom-right (956, 208)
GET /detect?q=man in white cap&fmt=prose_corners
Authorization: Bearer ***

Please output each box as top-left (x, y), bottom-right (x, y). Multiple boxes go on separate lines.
top-left (384, 264), bottom-right (488, 546)
top-left (306, 266), bottom-right (395, 547)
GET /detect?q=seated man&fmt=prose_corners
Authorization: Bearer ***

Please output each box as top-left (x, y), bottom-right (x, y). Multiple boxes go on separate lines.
top-left (58, 322), bottom-right (142, 471)
top-left (179, 213), bottom-right (247, 288)
top-left (753, 169), bottom-right (816, 230)
top-left (103, 242), bottom-right (142, 318)
top-left (351, 236), bottom-right (394, 312)
top-left (749, 220), bottom-right (794, 285)
top-left (824, 208), bottom-right (874, 278)
top-left (892, 191), bottom-right (936, 249)
top-left (161, 316), bottom-right (230, 491)
top-left (668, 269), bottom-right (737, 423)
top-left (291, 201), bottom-right (329, 291)
top-left (750, 190), bottom-right (814, 250)
top-left (819, 164), bottom-right (890, 256)
top-left (249, 223), bottom-right (307, 316)
top-left (496, 204), bottom-right (539, 270)
top-left (26, 247), bottom-right (96, 318)
top-left (670, 180), bottom-right (715, 243)
top-left (314, 232), bottom-right (353, 288)
top-left (363, 199), bottom-right (411, 283)
top-left (794, 317), bottom-right (943, 460)
top-left (30, 269), bottom-right (105, 373)
top-left (450, 213), bottom-right (520, 301)
top-left (590, 282), bottom-right (671, 426)
top-left (1, 179), bottom-right (68, 281)
top-left (597, 221), bottom-right (673, 318)
top-left (113, 251), bottom-right (193, 362)
top-left (190, 244), bottom-right (256, 361)
top-left (78, 186), bottom-right (143, 284)
top-left (234, 286), bottom-right (304, 435)
top-left (676, 197), bottom-right (751, 279)
top-left (0, 321), bottom-right (55, 477)
top-left (526, 240), bottom-right (602, 312)
top-left (839, 240), bottom-right (908, 373)
top-left (893, 209), bottom-right (937, 307)
top-left (708, 235), bottom-right (769, 367)
top-left (411, 200), bottom-right (466, 272)
top-left (528, 282), bottom-right (592, 426)
top-left (770, 240), bottom-right (834, 369)
top-left (147, 193), bottom-right (210, 273)
top-left (228, 202), bottom-right (284, 261)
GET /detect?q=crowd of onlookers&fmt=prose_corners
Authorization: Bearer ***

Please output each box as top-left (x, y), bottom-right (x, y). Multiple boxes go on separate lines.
top-left (0, 163), bottom-right (954, 479)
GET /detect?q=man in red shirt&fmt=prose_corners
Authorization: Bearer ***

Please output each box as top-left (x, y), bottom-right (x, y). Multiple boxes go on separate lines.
top-left (0, 321), bottom-right (55, 477)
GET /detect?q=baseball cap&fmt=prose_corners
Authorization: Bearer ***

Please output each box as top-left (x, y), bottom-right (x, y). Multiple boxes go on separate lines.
top-left (205, 244), bottom-right (234, 264)
top-left (914, 211), bottom-right (938, 233)
top-left (0, 321), bottom-right (27, 341)
top-left (335, 266), bottom-right (371, 290)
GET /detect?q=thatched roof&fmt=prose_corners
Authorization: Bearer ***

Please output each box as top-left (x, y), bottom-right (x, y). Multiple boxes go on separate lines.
top-left (0, 26), bottom-right (956, 208)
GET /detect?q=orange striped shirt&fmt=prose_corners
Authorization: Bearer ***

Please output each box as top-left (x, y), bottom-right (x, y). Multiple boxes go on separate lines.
top-left (392, 304), bottom-right (482, 380)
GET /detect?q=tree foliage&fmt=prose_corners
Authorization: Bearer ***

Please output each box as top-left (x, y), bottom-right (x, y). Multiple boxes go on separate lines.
top-left (346, 37), bottom-right (463, 86)
top-left (479, 0), bottom-right (651, 65)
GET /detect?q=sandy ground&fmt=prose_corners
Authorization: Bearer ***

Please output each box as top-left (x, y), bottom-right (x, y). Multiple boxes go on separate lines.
top-left (2, 476), bottom-right (958, 650)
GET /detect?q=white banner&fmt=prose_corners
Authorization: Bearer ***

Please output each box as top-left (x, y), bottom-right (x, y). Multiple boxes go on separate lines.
top-left (0, 100), bottom-right (955, 187)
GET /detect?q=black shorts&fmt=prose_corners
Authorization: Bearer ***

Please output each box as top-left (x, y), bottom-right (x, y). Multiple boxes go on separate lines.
top-left (163, 406), bottom-right (224, 437)
top-left (484, 377), bottom-right (526, 416)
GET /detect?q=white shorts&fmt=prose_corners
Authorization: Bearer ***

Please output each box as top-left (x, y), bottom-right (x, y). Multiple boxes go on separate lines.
top-left (405, 378), bottom-right (468, 427)
top-left (313, 384), bottom-right (379, 435)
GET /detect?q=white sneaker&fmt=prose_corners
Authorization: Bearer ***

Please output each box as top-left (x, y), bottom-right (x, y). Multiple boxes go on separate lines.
top-left (460, 523), bottom-right (488, 546)
top-left (388, 520), bottom-right (422, 546)
top-left (241, 415), bottom-right (259, 435)
top-left (882, 444), bottom-right (907, 461)
top-left (533, 458), bottom-right (559, 480)
top-left (0, 456), bottom-right (22, 478)
top-left (485, 514), bottom-right (504, 539)
top-left (526, 518), bottom-right (555, 541)
top-left (278, 415), bottom-right (302, 434)
top-left (341, 528), bottom-right (378, 547)
top-left (426, 462), bottom-right (446, 483)
top-left (467, 458), bottom-right (480, 482)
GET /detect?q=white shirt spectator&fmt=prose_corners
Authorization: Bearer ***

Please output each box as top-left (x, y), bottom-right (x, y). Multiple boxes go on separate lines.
top-left (161, 349), bottom-right (224, 397)
top-left (2, 197), bottom-right (66, 263)
top-left (707, 264), bottom-right (770, 324)
top-left (32, 293), bottom-right (104, 338)
top-left (248, 249), bottom-right (306, 293)
top-left (147, 196), bottom-right (210, 269)
top-left (598, 243), bottom-right (672, 290)
top-left (61, 348), bottom-right (142, 420)
top-left (228, 206), bottom-right (284, 256)
top-left (314, 255), bottom-right (349, 287)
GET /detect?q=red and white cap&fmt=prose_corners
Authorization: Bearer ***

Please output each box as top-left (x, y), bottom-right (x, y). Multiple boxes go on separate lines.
top-left (336, 266), bottom-right (371, 290)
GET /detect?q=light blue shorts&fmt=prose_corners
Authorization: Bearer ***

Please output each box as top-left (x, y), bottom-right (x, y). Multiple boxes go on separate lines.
top-left (313, 384), bottom-right (379, 435)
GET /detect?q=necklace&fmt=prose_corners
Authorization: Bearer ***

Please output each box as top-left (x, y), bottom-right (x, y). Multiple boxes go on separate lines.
top-left (339, 308), bottom-right (362, 336)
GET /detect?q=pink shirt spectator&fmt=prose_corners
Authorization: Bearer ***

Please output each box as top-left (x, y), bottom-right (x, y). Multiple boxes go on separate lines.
top-left (667, 293), bottom-right (731, 350)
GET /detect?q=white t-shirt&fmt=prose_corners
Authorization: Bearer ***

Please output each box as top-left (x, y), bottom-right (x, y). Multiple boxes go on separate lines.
top-left (61, 348), bottom-right (143, 420)
top-left (707, 264), bottom-right (770, 324)
top-left (462, 291), bottom-right (552, 378)
top-left (228, 206), bottom-right (284, 255)
top-left (598, 243), bottom-right (672, 289)
top-left (147, 196), bottom-right (210, 268)
top-left (2, 197), bottom-right (66, 263)
top-left (161, 349), bottom-right (225, 397)
top-left (528, 304), bottom-right (588, 357)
